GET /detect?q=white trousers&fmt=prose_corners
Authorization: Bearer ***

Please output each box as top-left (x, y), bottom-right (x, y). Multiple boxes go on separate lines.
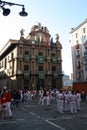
top-left (70, 101), bottom-right (77, 114)
top-left (6, 102), bottom-right (12, 116)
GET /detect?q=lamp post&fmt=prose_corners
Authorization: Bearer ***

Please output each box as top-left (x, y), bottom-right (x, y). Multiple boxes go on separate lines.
top-left (0, 0), bottom-right (28, 16)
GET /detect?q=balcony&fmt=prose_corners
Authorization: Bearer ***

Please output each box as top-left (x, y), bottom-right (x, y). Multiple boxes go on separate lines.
top-left (24, 70), bottom-right (29, 77)
top-left (77, 65), bottom-right (81, 69)
top-left (24, 55), bottom-right (30, 61)
top-left (76, 54), bottom-right (80, 58)
top-left (52, 56), bottom-right (57, 63)
top-left (53, 71), bottom-right (58, 78)
top-left (84, 51), bottom-right (87, 56)
top-left (38, 55), bottom-right (44, 63)
top-left (38, 71), bottom-right (45, 79)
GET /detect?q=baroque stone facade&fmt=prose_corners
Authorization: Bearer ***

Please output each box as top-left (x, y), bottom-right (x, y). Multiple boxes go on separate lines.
top-left (0, 23), bottom-right (63, 90)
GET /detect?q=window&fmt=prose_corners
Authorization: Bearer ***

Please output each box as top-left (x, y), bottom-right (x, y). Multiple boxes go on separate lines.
top-left (76, 40), bottom-right (79, 44)
top-left (5, 58), bottom-right (7, 68)
top-left (25, 51), bottom-right (29, 55)
top-left (75, 33), bottom-right (78, 38)
top-left (52, 66), bottom-right (56, 71)
top-left (39, 52), bottom-right (42, 55)
top-left (77, 61), bottom-right (81, 68)
top-left (83, 28), bottom-right (86, 33)
top-left (11, 52), bottom-right (13, 59)
top-left (77, 50), bottom-right (80, 55)
top-left (78, 72), bottom-right (81, 78)
top-left (24, 51), bottom-right (30, 61)
top-left (24, 65), bottom-right (29, 70)
top-left (38, 66), bottom-right (43, 71)
top-left (85, 46), bottom-right (87, 50)
top-left (51, 53), bottom-right (55, 57)
top-left (2, 61), bottom-right (3, 68)
top-left (76, 50), bottom-right (80, 58)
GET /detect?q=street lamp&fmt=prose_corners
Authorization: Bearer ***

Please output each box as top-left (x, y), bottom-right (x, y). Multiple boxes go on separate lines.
top-left (0, 0), bottom-right (28, 16)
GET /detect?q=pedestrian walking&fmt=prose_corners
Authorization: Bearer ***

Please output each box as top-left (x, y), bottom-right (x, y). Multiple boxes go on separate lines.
top-left (14, 90), bottom-right (21, 108)
top-left (0, 92), bottom-right (7, 119)
top-left (5, 90), bottom-right (13, 118)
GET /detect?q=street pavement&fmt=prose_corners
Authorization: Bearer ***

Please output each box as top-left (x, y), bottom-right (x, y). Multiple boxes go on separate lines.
top-left (0, 98), bottom-right (87, 130)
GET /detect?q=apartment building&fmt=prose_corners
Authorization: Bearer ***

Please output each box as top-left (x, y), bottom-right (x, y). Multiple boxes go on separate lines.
top-left (0, 23), bottom-right (63, 90)
top-left (70, 19), bottom-right (87, 86)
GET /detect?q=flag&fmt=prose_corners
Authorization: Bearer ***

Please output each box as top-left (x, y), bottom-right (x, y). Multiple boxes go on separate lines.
top-left (46, 37), bottom-right (50, 48)
top-left (50, 37), bottom-right (54, 50)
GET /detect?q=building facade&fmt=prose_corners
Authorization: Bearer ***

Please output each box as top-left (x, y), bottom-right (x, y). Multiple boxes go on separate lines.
top-left (63, 74), bottom-right (73, 89)
top-left (70, 18), bottom-right (87, 83)
top-left (0, 23), bottom-right (63, 90)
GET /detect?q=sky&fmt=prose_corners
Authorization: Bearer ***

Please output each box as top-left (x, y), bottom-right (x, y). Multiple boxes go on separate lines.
top-left (0, 0), bottom-right (87, 77)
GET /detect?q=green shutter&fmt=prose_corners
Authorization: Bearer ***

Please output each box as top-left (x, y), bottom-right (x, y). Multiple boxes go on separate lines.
top-left (53, 71), bottom-right (58, 78)
top-left (38, 55), bottom-right (44, 63)
top-left (24, 55), bottom-right (30, 61)
top-left (24, 71), bottom-right (29, 77)
top-left (52, 56), bottom-right (57, 63)
top-left (39, 71), bottom-right (45, 79)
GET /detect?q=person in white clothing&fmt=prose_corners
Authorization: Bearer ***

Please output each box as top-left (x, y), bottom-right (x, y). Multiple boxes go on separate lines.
top-left (76, 90), bottom-right (81, 111)
top-left (70, 91), bottom-right (77, 114)
top-left (64, 91), bottom-right (70, 112)
top-left (56, 90), bottom-right (64, 113)
top-left (46, 90), bottom-right (50, 106)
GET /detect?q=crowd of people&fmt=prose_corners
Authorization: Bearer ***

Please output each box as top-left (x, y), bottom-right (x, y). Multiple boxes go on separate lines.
top-left (0, 86), bottom-right (86, 120)
top-left (38, 88), bottom-right (82, 114)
